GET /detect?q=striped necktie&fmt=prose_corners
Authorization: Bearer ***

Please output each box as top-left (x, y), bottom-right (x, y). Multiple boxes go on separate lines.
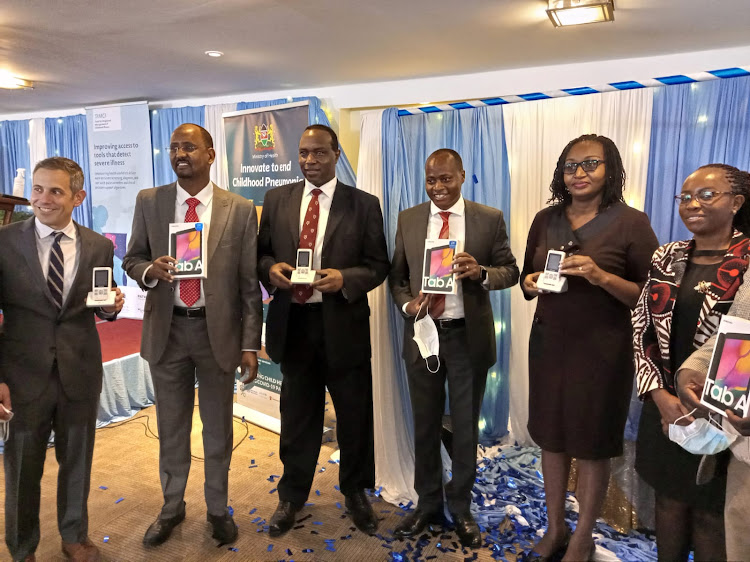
top-left (47, 231), bottom-right (65, 309)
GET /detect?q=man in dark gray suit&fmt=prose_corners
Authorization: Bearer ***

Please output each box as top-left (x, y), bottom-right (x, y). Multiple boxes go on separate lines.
top-left (258, 125), bottom-right (389, 537)
top-left (123, 124), bottom-right (262, 546)
top-left (0, 157), bottom-right (124, 562)
top-left (389, 149), bottom-right (518, 547)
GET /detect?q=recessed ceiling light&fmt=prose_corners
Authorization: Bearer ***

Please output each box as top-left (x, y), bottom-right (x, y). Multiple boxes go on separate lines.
top-left (0, 70), bottom-right (33, 90)
top-left (547, 0), bottom-right (614, 27)
top-left (205, 50), bottom-right (224, 58)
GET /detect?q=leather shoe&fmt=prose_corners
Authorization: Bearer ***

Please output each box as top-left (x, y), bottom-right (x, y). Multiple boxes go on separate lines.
top-left (207, 512), bottom-right (238, 544)
top-left (269, 501), bottom-right (301, 537)
top-left (143, 506), bottom-right (186, 547)
top-left (393, 508), bottom-right (442, 538)
top-left (452, 511), bottom-right (481, 548)
top-left (345, 490), bottom-right (378, 534)
top-left (61, 538), bottom-right (100, 562)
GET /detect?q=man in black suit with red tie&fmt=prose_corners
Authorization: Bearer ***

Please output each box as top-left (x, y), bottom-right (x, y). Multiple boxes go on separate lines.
top-left (258, 125), bottom-right (389, 537)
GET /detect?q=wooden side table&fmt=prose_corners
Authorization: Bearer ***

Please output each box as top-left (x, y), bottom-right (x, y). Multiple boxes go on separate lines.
top-left (0, 195), bottom-right (31, 225)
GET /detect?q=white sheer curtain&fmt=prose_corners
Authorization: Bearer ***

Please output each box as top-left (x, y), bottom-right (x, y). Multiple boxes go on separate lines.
top-left (503, 89), bottom-right (654, 445)
top-left (28, 117), bottom-right (47, 189)
top-left (358, 109), bottom-right (417, 506)
top-left (204, 103), bottom-right (236, 189)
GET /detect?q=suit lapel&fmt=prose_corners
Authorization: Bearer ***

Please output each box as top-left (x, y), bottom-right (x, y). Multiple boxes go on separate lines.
top-left (61, 223), bottom-right (91, 314)
top-left (406, 202), bottom-right (431, 261)
top-left (463, 200), bottom-right (478, 257)
top-left (288, 182), bottom-right (305, 243)
top-left (208, 184), bottom-right (230, 260)
top-left (323, 181), bottom-right (350, 251)
top-left (20, 218), bottom-right (59, 308)
top-left (156, 183), bottom-right (177, 257)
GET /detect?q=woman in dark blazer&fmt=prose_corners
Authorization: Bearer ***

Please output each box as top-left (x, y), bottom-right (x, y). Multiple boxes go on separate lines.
top-left (521, 134), bottom-right (658, 561)
top-left (633, 164), bottom-right (750, 561)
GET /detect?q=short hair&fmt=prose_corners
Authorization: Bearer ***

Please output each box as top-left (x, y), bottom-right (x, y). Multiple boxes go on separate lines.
top-left (695, 163), bottom-right (750, 234)
top-left (426, 148), bottom-right (464, 171)
top-left (33, 157), bottom-right (85, 194)
top-left (174, 123), bottom-right (213, 148)
top-left (303, 124), bottom-right (338, 151)
top-left (548, 134), bottom-right (626, 210)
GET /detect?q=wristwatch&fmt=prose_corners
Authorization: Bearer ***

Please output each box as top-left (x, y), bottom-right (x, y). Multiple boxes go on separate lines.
top-left (480, 266), bottom-right (488, 282)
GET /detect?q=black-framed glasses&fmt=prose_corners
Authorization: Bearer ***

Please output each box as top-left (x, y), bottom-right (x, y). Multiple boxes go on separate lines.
top-left (563, 159), bottom-right (605, 175)
top-left (166, 144), bottom-right (201, 154)
top-left (675, 189), bottom-right (735, 205)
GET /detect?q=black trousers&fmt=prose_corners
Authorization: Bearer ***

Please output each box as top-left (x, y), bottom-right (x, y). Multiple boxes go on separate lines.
top-left (277, 304), bottom-right (375, 506)
top-left (4, 364), bottom-right (98, 561)
top-left (406, 323), bottom-right (487, 514)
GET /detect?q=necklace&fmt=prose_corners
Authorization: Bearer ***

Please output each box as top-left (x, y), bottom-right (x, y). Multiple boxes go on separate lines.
top-left (692, 249), bottom-right (727, 257)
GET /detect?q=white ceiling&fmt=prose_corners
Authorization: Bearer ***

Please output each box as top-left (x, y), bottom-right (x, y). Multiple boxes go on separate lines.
top-left (1, 0), bottom-right (750, 114)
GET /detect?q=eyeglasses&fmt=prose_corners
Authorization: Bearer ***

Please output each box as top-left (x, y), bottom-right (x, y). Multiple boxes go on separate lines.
top-left (563, 159), bottom-right (605, 175)
top-left (674, 189), bottom-right (735, 205)
top-left (166, 144), bottom-right (202, 154)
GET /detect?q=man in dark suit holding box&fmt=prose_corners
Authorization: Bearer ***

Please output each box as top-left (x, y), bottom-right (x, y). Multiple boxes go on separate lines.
top-left (389, 149), bottom-right (518, 547)
top-left (258, 125), bottom-right (389, 537)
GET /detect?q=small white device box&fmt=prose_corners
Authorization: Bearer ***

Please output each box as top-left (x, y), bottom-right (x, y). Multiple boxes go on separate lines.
top-left (86, 266), bottom-right (116, 307)
top-left (537, 250), bottom-right (568, 293)
top-left (291, 248), bottom-right (316, 284)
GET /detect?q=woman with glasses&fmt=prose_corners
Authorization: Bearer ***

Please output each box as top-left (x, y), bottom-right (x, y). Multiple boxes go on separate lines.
top-left (633, 164), bottom-right (750, 561)
top-left (520, 134), bottom-right (658, 561)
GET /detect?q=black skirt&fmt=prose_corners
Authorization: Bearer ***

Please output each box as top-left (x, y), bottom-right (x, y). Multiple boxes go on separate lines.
top-left (635, 399), bottom-right (727, 513)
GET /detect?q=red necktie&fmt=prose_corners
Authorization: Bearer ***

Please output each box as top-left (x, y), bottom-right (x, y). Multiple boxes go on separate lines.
top-left (429, 211), bottom-right (451, 319)
top-left (179, 197), bottom-right (201, 307)
top-left (294, 189), bottom-right (322, 304)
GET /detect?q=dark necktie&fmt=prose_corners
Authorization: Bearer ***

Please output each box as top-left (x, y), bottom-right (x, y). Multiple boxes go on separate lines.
top-left (294, 188), bottom-right (322, 304)
top-left (179, 197), bottom-right (201, 307)
top-left (47, 231), bottom-right (65, 309)
top-left (429, 211), bottom-right (451, 318)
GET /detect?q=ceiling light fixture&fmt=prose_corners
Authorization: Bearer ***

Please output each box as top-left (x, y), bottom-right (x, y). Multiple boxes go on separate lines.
top-left (204, 50), bottom-right (224, 58)
top-left (0, 70), bottom-right (33, 90)
top-left (547, 0), bottom-right (614, 27)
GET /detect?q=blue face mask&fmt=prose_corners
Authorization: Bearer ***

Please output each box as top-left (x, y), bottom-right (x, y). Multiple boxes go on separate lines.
top-left (668, 409), bottom-right (737, 455)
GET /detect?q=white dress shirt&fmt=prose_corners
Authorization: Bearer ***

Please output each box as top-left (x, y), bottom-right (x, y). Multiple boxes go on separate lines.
top-left (173, 181), bottom-right (213, 308)
top-left (427, 197), bottom-right (466, 319)
top-left (35, 218), bottom-right (79, 305)
top-left (298, 176), bottom-right (337, 303)
top-left (142, 181), bottom-right (213, 307)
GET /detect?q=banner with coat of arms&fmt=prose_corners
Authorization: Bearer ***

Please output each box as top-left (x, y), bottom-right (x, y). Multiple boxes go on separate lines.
top-left (222, 101), bottom-right (309, 433)
top-left (223, 101), bottom-right (308, 207)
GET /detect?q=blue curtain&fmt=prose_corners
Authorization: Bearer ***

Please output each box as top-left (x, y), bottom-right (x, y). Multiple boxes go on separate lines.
top-left (0, 119), bottom-right (31, 198)
top-left (645, 75), bottom-right (750, 243)
top-left (45, 115), bottom-right (92, 228)
top-left (382, 106), bottom-right (513, 443)
top-left (150, 106), bottom-right (205, 187)
top-left (237, 96), bottom-right (357, 186)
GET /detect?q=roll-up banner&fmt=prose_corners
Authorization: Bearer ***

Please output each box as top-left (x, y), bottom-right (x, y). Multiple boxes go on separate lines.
top-left (85, 101), bottom-right (153, 319)
top-left (224, 101), bottom-right (309, 434)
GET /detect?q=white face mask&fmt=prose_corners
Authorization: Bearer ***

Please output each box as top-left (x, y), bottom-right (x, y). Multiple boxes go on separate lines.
top-left (669, 409), bottom-right (738, 455)
top-left (0, 406), bottom-right (13, 441)
top-left (412, 300), bottom-right (440, 373)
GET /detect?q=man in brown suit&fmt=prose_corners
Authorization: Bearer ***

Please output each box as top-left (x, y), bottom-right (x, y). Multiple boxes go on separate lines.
top-left (123, 124), bottom-right (262, 547)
